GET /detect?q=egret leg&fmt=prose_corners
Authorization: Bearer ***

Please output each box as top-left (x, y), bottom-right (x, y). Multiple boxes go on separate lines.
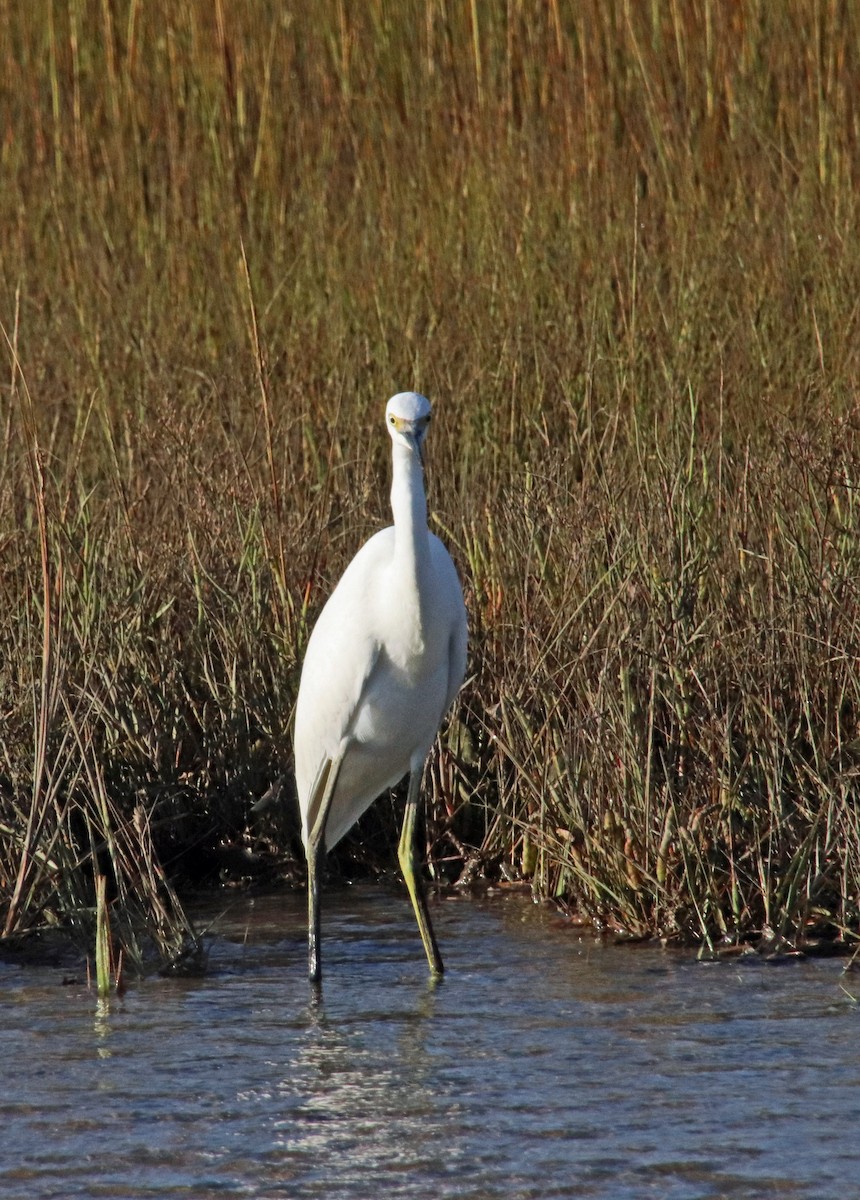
top-left (306, 754), bottom-right (344, 984)
top-left (398, 767), bottom-right (444, 977)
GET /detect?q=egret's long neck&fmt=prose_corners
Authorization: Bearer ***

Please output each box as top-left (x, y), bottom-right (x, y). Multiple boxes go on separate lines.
top-left (390, 441), bottom-right (428, 577)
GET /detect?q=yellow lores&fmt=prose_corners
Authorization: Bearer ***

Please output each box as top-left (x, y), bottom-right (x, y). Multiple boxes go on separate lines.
top-left (294, 392), bottom-right (468, 983)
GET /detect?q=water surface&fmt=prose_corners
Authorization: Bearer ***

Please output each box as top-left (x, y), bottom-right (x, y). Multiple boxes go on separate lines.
top-left (1, 888), bottom-right (858, 1199)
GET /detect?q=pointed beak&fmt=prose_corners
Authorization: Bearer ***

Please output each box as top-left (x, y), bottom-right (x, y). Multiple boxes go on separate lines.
top-left (400, 421), bottom-right (424, 466)
top-left (390, 414), bottom-right (427, 466)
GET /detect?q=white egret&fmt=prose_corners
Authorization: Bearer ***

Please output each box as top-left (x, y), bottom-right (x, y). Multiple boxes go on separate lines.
top-left (294, 391), bottom-right (468, 983)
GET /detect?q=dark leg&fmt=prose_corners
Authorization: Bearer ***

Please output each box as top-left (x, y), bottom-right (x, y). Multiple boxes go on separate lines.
top-left (397, 766), bottom-right (444, 976)
top-left (306, 754), bottom-right (343, 985)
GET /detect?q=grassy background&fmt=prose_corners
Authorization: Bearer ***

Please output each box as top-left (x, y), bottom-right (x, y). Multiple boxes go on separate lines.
top-left (1, 0), bottom-right (859, 967)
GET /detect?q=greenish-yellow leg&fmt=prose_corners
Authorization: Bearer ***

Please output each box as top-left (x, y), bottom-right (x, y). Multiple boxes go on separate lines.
top-left (398, 767), bottom-right (444, 976)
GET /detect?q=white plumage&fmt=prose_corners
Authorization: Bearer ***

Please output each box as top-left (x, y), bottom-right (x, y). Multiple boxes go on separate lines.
top-left (294, 391), bottom-right (468, 982)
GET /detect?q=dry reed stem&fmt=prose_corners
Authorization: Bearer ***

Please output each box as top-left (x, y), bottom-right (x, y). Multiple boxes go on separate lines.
top-left (1, 1), bottom-right (859, 963)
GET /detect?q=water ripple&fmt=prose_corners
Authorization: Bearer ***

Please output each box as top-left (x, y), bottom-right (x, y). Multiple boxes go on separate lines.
top-left (1, 889), bottom-right (857, 1199)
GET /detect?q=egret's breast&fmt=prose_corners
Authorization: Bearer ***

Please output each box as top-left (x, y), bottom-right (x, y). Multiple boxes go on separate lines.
top-left (352, 651), bottom-right (448, 757)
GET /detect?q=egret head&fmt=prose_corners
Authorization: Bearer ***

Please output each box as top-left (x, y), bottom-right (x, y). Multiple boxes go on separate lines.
top-left (386, 392), bottom-right (432, 463)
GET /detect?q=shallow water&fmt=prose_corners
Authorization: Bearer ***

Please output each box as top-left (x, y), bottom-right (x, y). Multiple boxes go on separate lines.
top-left (1, 888), bottom-right (858, 1200)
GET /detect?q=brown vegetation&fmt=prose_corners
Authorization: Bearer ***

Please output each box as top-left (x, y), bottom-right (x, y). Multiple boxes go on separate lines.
top-left (1, 1), bottom-right (859, 968)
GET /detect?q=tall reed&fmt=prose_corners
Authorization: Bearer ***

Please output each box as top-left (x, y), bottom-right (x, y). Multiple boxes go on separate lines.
top-left (1, 1), bottom-right (858, 964)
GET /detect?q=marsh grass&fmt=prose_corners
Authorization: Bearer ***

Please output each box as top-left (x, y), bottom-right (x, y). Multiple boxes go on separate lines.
top-left (1, 1), bottom-right (859, 967)
top-left (468, 401), bottom-right (860, 952)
